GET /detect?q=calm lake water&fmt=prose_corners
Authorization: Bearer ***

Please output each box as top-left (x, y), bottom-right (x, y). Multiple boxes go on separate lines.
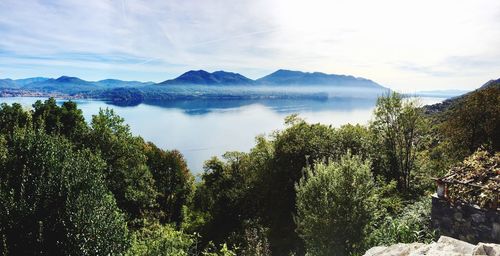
top-left (0, 97), bottom-right (445, 174)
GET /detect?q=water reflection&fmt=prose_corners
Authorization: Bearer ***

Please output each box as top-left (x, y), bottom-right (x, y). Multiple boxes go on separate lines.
top-left (142, 98), bottom-right (378, 115)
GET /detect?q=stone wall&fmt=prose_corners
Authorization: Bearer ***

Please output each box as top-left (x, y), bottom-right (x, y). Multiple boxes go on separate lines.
top-left (431, 194), bottom-right (500, 244)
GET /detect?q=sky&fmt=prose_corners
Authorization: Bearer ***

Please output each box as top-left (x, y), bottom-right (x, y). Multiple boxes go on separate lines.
top-left (0, 0), bottom-right (500, 91)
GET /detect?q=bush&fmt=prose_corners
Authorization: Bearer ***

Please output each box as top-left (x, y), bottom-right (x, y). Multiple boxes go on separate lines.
top-left (0, 131), bottom-right (130, 255)
top-left (295, 153), bottom-right (374, 256)
top-left (366, 197), bottom-right (436, 246)
top-left (127, 222), bottom-right (195, 256)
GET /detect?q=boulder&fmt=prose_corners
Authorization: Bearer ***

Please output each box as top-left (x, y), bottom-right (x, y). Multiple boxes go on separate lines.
top-left (363, 236), bottom-right (499, 256)
top-left (473, 243), bottom-right (500, 256)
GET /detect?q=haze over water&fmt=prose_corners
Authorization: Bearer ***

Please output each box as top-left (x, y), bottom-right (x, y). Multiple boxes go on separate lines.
top-left (0, 97), bottom-right (445, 174)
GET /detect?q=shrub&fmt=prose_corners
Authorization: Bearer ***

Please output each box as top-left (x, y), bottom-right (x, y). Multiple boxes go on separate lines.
top-left (127, 222), bottom-right (195, 256)
top-left (295, 153), bottom-right (374, 256)
top-left (366, 197), bottom-right (436, 246)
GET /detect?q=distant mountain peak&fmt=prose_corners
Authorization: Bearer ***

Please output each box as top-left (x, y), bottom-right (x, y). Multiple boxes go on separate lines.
top-left (180, 70), bottom-right (211, 76)
top-left (55, 76), bottom-right (87, 83)
top-left (159, 70), bottom-right (253, 85)
top-left (270, 69), bottom-right (307, 76)
top-left (96, 79), bottom-right (154, 86)
top-left (257, 69), bottom-right (384, 88)
top-left (212, 70), bottom-right (241, 76)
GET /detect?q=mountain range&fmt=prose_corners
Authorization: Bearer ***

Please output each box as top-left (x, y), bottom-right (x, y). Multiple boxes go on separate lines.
top-left (0, 76), bottom-right (154, 91)
top-left (158, 69), bottom-right (385, 88)
top-left (0, 69), bottom-right (391, 104)
top-left (1, 69), bottom-right (387, 89)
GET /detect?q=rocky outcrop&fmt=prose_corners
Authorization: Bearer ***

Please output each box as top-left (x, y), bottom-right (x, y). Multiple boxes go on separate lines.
top-left (363, 236), bottom-right (500, 256)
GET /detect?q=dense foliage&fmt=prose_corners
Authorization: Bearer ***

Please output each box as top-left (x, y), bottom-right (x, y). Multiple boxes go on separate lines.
top-left (0, 81), bottom-right (497, 256)
top-left (366, 197), bottom-right (435, 246)
top-left (0, 99), bottom-right (196, 255)
top-left (440, 85), bottom-right (499, 159)
top-left (0, 131), bottom-right (130, 255)
top-left (295, 154), bottom-right (374, 256)
top-left (127, 221), bottom-right (195, 256)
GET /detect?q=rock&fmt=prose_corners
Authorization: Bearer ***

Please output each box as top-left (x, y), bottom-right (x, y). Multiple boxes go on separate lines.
top-left (363, 246), bottom-right (388, 256)
top-left (363, 236), bottom-right (499, 256)
top-left (473, 243), bottom-right (500, 256)
top-left (493, 223), bottom-right (500, 241)
top-left (439, 236), bottom-right (476, 251)
top-left (471, 213), bottom-right (486, 224)
top-left (426, 236), bottom-right (475, 255)
top-left (455, 212), bottom-right (464, 221)
top-left (362, 242), bottom-right (426, 256)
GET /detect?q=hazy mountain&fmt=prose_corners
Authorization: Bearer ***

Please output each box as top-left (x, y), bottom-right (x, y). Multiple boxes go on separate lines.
top-left (14, 77), bottom-right (49, 85)
top-left (159, 70), bottom-right (254, 85)
top-left (2, 69), bottom-right (386, 90)
top-left (424, 78), bottom-right (500, 114)
top-left (256, 69), bottom-right (385, 88)
top-left (0, 77), bottom-right (49, 88)
top-left (20, 76), bottom-right (97, 94)
top-left (158, 69), bottom-right (386, 89)
top-left (0, 76), bottom-right (155, 95)
top-left (0, 79), bottom-right (16, 88)
top-left (96, 79), bottom-right (154, 87)
top-left (1, 69), bottom-right (390, 103)
top-left (412, 89), bottom-right (470, 98)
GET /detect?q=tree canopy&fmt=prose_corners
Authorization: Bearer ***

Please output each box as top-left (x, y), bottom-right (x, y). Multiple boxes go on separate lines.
top-left (0, 88), bottom-right (496, 256)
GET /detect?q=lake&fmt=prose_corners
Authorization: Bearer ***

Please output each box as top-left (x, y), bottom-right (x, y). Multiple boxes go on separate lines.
top-left (0, 97), bottom-right (445, 174)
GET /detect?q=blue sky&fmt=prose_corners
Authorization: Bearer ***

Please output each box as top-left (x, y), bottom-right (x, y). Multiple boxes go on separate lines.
top-left (1, 0), bottom-right (500, 91)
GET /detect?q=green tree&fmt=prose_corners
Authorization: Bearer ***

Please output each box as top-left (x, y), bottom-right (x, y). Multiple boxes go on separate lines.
top-left (0, 130), bottom-right (130, 255)
top-left (144, 142), bottom-right (194, 224)
top-left (370, 92), bottom-right (427, 192)
top-left (260, 116), bottom-right (337, 255)
top-left (0, 103), bottom-right (31, 135)
top-left (87, 108), bottom-right (157, 218)
top-left (232, 116), bottom-right (375, 256)
top-left (295, 153), bottom-right (374, 256)
top-left (193, 152), bottom-right (255, 249)
top-left (440, 85), bottom-right (499, 158)
top-left (32, 98), bottom-right (87, 142)
top-left (334, 124), bottom-right (372, 159)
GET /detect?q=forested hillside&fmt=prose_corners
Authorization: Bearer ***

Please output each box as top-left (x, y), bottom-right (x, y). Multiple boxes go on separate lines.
top-left (0, 80), bottom-right (498, 255)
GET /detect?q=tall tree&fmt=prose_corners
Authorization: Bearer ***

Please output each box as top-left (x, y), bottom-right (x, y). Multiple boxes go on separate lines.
top-left (87, 108), bottom-right (157, 219)
top-left (144, 142), bottom-right (193, 224)
top-left (370, 92), bottom-right (427, 192)
top-left (262, 116), bottom-right (337, 255)
top-left (193, 152), bottom-right (255, 248)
